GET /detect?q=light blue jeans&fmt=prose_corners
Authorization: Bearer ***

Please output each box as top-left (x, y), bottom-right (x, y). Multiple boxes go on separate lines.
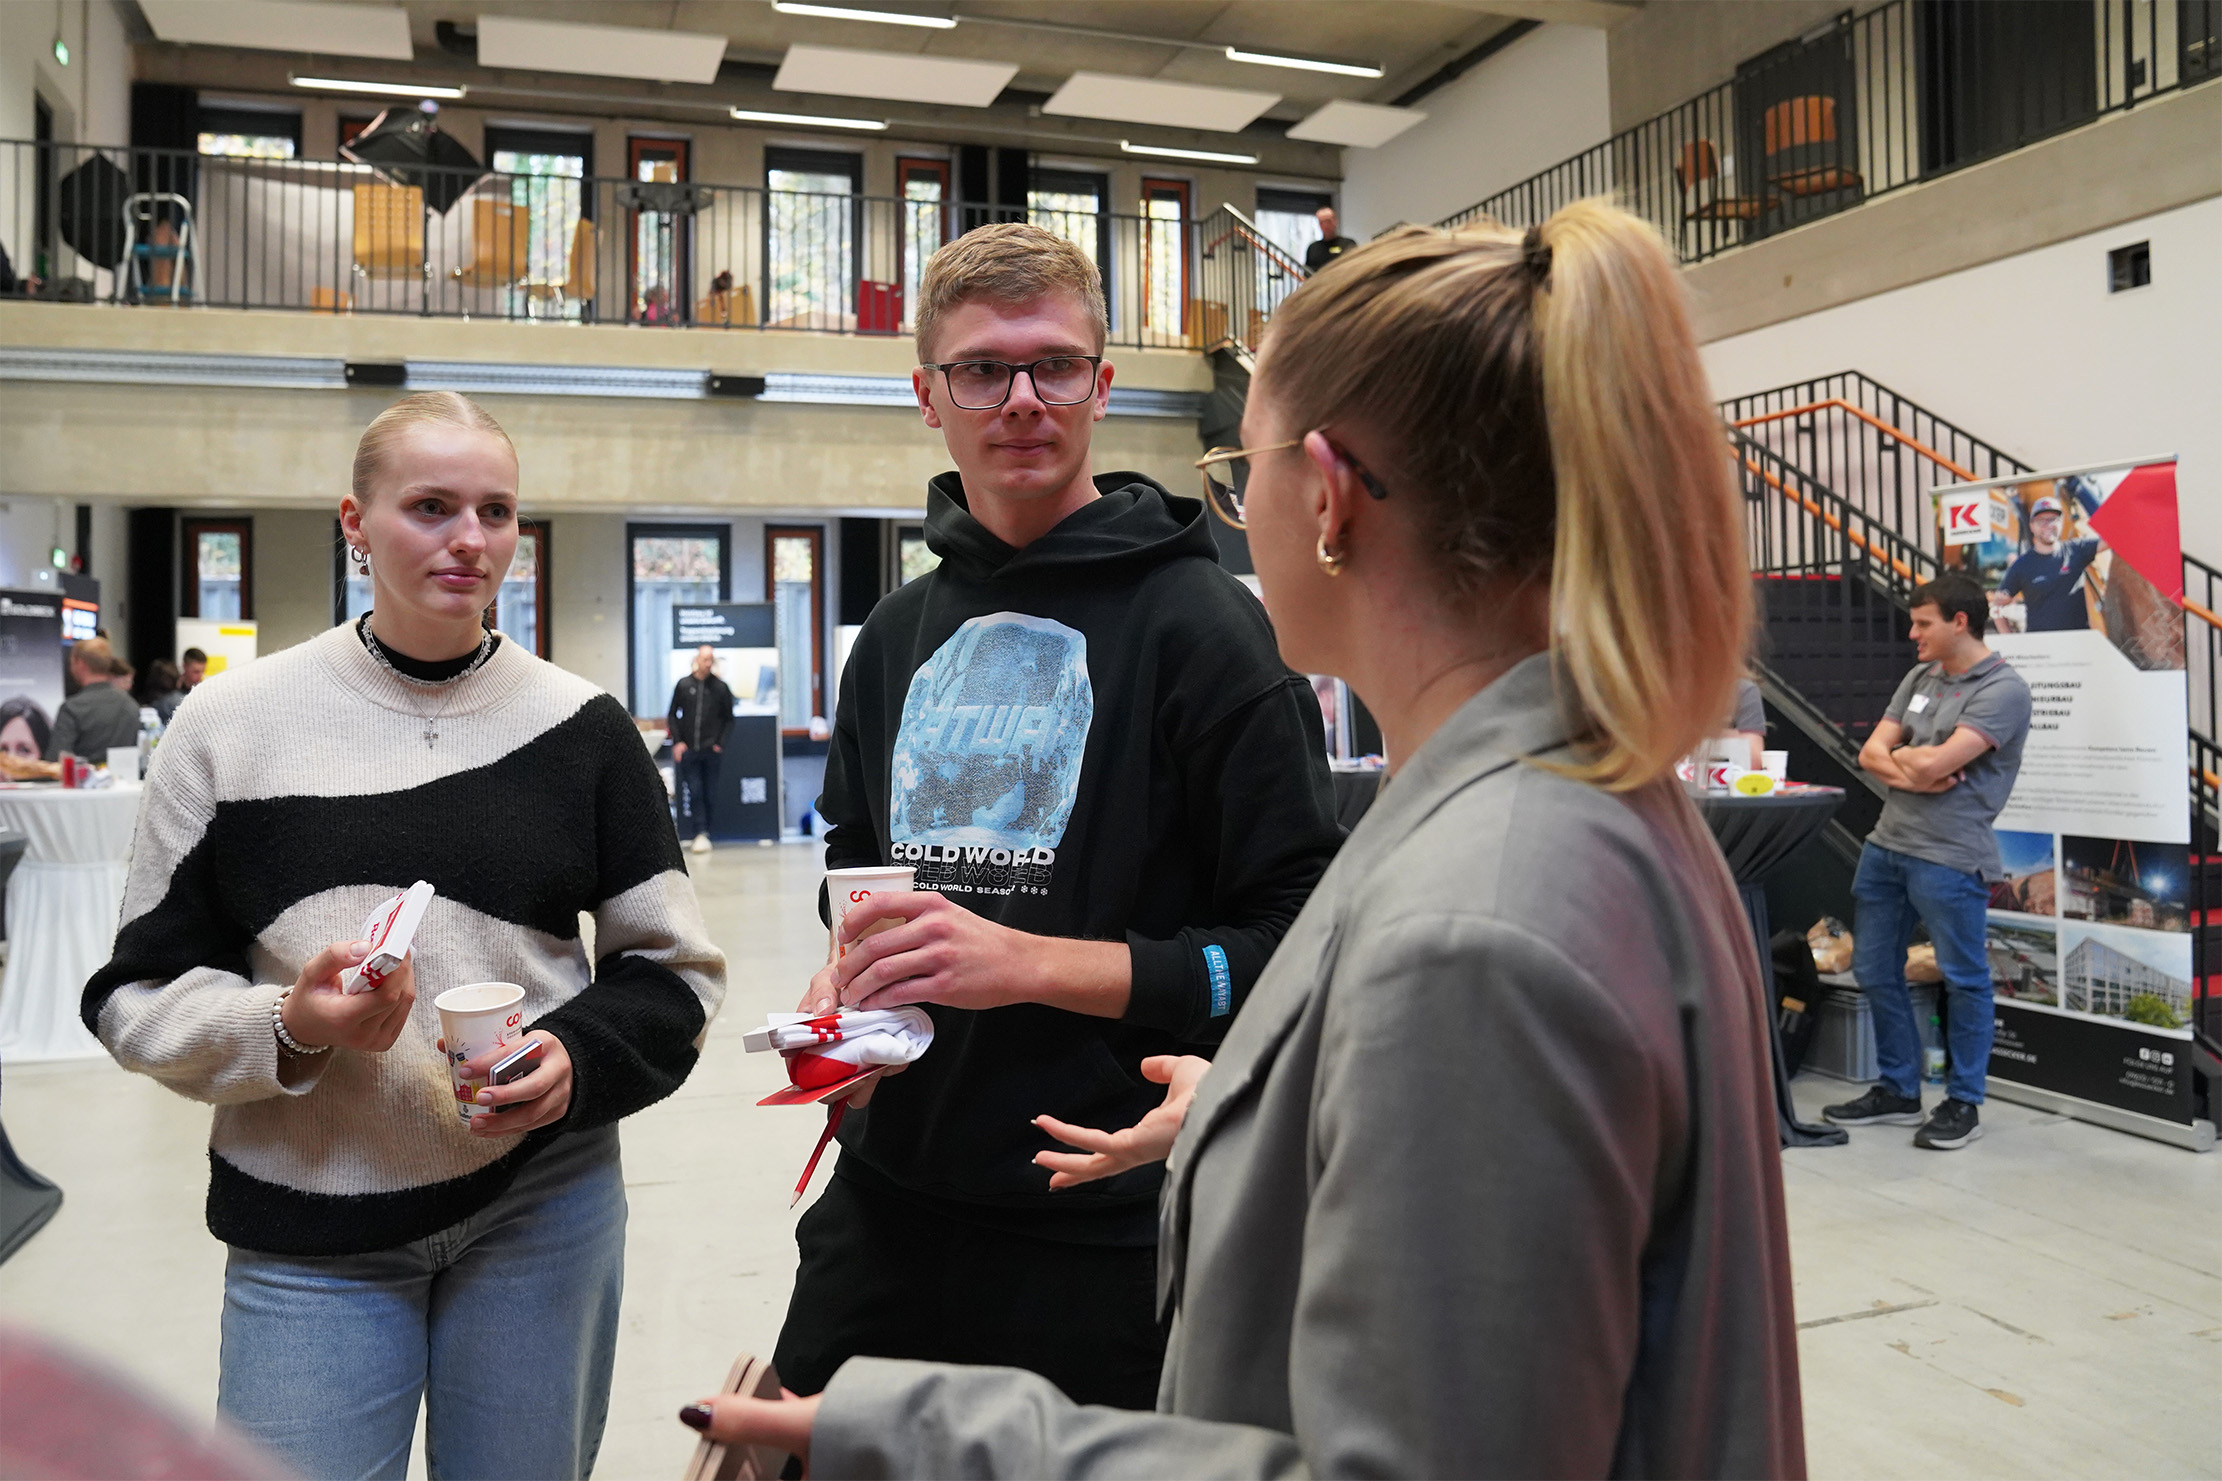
top-left (218, 1126), bottom-right (626, 1481)
top-left (1852, 843), bottom-right (1996, 1105)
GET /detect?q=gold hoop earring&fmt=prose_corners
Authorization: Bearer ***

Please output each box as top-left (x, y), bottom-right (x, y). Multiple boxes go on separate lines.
top-left (1316, 536), bottom-right (1346, 575)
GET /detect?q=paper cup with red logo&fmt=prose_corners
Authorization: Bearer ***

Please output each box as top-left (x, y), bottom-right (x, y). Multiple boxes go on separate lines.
top-left (435, 982), bottom-right (527, 1122)
top-left (826, 866), bottom-right (916, 959)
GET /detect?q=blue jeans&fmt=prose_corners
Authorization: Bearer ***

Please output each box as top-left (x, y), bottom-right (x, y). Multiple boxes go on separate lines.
top-left (218, 1126), bottom-right (626, 1481)
top-left (1852, 843), bottom-right (1995, 1104)
top-left (675, 747), bottom-right (720, 839)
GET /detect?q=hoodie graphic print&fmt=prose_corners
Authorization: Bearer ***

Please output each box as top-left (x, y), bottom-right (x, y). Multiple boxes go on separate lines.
top-left (889, 612), bottom-right (1091, 897)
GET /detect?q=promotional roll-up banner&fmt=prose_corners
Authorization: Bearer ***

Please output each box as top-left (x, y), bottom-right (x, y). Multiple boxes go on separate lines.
top-left (0, 590), bottom-right (67, 765)
top-left (1933, 456), bottom-right (2212, 1150)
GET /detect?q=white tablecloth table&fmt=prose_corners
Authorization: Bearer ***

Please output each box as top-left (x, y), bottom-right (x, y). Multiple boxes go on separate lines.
top-left (0, 784), bottom-right (141, 1063)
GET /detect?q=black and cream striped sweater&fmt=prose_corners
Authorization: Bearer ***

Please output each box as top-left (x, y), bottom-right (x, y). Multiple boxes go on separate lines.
top-left (84, 623), bottom-right (726, 1256)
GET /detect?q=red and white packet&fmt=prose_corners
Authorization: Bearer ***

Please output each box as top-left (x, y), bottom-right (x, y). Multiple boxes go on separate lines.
top-left (745, 1007), bottom-right (934, 1203)
top-left (340, 880), bottom-right (435, 995)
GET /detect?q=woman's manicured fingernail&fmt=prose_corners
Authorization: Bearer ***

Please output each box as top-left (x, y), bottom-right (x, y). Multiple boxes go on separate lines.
top-left (478, 1090), bottom-right (496, 1105)
top-left (349, 941), bottom-right (370, 961)
top-left (678, 1403), bottom-right (711, 1431)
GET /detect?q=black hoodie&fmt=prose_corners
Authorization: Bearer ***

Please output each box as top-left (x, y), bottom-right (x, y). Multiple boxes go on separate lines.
top-left (818, 471), bottom-right (1342, 1242)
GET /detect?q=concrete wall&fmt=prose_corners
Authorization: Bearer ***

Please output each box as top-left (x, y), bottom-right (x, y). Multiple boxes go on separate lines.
top-left (1704, 192), bottom-right (2222, 561)
top-left (547, 511), bottom-right (629, 700)
top-left (0, 0), bottom-right (129, 146)
top-left (1340, 23), bottom-right (1611, 235)
top-left (1604, 0), bottom-right (1865, 134)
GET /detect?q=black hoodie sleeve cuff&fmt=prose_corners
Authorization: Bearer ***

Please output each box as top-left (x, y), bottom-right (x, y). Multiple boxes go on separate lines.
top-left (1122, 933), bottom-right (1211, 1037)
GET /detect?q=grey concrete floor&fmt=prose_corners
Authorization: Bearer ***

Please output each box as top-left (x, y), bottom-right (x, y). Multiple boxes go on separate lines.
top-left (3, 843), bottom-right (2217, 1478)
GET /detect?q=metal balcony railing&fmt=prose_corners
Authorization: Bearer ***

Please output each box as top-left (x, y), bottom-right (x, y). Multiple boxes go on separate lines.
top-left (0, 140), bottom-right (1307, 353)
top-left (1434, 0), bottom-right (2220, 262)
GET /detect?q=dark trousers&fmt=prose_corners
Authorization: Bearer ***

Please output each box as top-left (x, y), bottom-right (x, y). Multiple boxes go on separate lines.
top-left (674, 747), bottom-right (719, 838)
top-left (772, 1164), bottom-right (1166, 1410)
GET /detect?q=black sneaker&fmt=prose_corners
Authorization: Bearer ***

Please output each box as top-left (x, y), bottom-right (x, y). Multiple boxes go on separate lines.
top-left (1914, 1098), bottom-right (1982, 1150)
top-left (1823, 1085), bottom-right (1927, 1126)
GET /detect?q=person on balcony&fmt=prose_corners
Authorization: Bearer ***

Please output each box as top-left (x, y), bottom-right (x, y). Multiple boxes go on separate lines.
top-left (754, 221), bottom-right (1344, 1415)
top-left (1303, 204), bottom-right (1356, 273)
top-left (1995, 493), bottom-right (2101, 632)
top-left (679, 203), bottom-right (1803, 1479)
top-left (1828, 573), bottom-right (2031, 1149)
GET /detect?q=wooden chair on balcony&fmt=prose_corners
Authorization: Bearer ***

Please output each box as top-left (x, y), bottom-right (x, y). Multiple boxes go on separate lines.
top-left (351, 183), bottom-right (427, 293)
top-left (696, 283), bottom-right (755, 327)
top-left (1762, 96), bottom-right (1864, 196)
top-left (1674, 139), bottom-right (1774, 254)
top-left (448, 196), bottom-right (532, 290)
top-left (527, 217), bottom-right (597, 317)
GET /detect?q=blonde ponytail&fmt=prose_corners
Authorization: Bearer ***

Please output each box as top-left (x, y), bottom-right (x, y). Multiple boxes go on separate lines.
top-left (1256, 199), bottom-right (1748, 791)
top-left (1534, 201), bottom-right (1748, 789)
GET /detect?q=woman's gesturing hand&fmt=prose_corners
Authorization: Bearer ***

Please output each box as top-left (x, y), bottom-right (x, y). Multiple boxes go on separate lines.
top-left (279, 942), bottom-right (417, 1053)
top-left (1033, 1054), bottom-right (1211, 1189)
top-left (678, 1389), bottom-right (819, 1472)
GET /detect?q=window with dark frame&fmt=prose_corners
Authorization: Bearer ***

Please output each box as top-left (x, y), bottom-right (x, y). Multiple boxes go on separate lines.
top-left (628, 523), bottom-right (729, 719)
top-left (181, 518), bottom-right (253, 621)
top-left (2108, 241), bottom-right (2151, 293)
top-left (766, 147), bottom-right (864, 330)
top-left (898, 155), bottom-right (953, 334)
top-left (766, 525), bottom-right (827, 731)
top-left (627, 136), bottom-right (692, 325)
top-left (1140, 176), bottom-right (1192, 346)
top-left (197, 103), bottom-right (302, 160)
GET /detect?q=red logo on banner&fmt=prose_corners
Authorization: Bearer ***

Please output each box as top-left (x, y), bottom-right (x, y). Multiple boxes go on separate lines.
top-left (2087, 462), bottom-right (2183, 602)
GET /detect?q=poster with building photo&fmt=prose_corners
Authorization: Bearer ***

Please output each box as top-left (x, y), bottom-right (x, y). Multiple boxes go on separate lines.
top-left (1934, 458), bottom-right (2201, 1132)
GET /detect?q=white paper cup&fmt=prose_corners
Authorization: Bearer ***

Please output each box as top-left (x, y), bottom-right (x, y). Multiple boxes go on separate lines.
top-left (435, 982), bottom-right (526, 1122)
top-left (107, 746), bottom-right (141, 779)
top-left (1763, 750), bottom-right (1789, 781)
top-left (827, 866), bottom-right (916, 959)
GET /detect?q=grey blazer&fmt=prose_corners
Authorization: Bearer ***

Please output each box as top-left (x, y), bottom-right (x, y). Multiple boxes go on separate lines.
top-left (814, 655), bottom-right (1805, 1479)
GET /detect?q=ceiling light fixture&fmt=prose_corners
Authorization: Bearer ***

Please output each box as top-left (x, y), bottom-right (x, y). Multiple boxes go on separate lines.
top-left (292, 75), bottom-right (469, 99)
top-left (730, 106), bottom-right (889, 130)
top-left (1120, 140), bottom-right (1259, 165)
top-left (1223, 46), bottom-right (1383, 78)
top-left (769, 2), bottom-right (957, 28)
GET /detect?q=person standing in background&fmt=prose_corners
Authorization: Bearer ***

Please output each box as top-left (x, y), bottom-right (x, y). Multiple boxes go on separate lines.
top-left (667, 645), bottom-right (734, 856)
top-left (47, 638), bottom-right (141, 762)
top-left (179, 647), bottom-right (209, 692)
top-left (1303, 205), bottom-right (1356, 273)
top-left (1827, 574), bottom-right (2030, 1150)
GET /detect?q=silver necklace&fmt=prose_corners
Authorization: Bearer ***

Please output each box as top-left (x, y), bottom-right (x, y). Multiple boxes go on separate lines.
top-left (358, 614), bottom-right (496, 749)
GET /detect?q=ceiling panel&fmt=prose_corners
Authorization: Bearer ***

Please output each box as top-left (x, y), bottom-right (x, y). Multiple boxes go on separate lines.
top-left (1286, 100), bottom-right (1430, 148)
top-left (475, 14), bottom-right (730, 84)
top-left (1043, 72), bottom-right (1279, 132)
top-left (142, 0), bottom-right (414, 60)
top-left (775, 43), bottom-right (1017, 107)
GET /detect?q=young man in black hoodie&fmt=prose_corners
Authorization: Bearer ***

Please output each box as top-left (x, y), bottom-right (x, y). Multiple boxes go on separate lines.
top-left (770, 223), bottom-right (1342, 1409)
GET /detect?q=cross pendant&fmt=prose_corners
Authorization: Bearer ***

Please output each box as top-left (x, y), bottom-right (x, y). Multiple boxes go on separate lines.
top-left (423, 727), bottom-right (438, 748)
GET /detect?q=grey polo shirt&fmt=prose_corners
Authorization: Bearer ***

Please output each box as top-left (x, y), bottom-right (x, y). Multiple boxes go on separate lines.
top-left (1868, 652), bottom-right (2031, 880)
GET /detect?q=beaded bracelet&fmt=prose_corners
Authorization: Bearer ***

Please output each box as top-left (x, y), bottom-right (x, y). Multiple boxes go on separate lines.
top-left (273, 986), bottom-right (329, 1056)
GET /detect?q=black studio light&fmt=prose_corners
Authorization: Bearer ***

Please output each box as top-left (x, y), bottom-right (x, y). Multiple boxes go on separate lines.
top-left (341, 103), bottom-right (485, 213)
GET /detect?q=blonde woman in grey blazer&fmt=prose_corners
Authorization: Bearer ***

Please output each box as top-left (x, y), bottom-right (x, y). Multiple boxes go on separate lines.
top-left (684, 203), bottom-right (1805, 1478)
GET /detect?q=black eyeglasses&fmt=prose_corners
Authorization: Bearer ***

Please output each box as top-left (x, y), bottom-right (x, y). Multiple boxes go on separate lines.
top-left (921, 356), bottom-right (1105, 411)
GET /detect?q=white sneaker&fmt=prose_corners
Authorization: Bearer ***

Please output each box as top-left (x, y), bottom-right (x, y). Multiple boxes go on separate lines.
top-left (690, 832), bottom-right (712, 854)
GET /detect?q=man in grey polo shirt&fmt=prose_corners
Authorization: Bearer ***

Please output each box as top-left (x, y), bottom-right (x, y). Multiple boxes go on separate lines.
top-left (1826, 573), bottom-right (2031, 1149)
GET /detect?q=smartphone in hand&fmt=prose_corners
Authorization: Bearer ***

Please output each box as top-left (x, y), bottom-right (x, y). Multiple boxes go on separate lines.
top-left (489, 1039), bottom-right (544, 1088)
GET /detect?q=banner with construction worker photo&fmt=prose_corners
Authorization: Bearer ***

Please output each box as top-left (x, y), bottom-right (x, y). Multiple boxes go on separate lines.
top-left (1933, 457), bottom-right (2206, 1141)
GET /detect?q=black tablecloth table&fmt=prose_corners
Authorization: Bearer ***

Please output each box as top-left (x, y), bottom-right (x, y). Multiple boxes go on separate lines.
top-left (1692, 785), bottom-right (1849, 1148)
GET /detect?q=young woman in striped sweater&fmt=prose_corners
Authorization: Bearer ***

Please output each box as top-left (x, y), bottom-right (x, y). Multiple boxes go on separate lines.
top-left (86, 393), bottom-right (726, 1481)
